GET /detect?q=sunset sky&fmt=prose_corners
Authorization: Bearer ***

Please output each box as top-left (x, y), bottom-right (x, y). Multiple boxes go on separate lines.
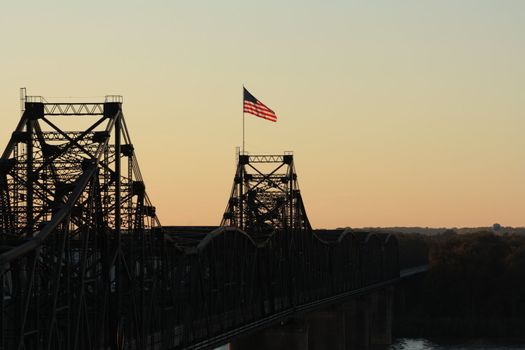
top-left (1, 1), bottom-right (524, 228)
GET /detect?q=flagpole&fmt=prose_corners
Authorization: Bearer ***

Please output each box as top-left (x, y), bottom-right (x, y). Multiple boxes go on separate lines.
top-left (242, 85), bottom-right (245, 154)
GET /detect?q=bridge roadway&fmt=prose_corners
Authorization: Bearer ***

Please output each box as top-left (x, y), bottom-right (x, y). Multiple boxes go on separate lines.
top-left (0, 96), bottom-right (428, 350)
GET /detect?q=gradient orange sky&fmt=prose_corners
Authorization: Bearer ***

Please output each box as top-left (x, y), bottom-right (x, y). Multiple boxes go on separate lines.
top-left (1, 1), bottom-right (524, 228)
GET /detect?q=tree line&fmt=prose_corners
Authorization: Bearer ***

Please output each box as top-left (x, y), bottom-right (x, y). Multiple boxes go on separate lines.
top-left (395, 230), bottom-right (525, 337)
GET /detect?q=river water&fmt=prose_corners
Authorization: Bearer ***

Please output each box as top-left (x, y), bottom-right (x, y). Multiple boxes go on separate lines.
top-left (217, 338), bottom-right (525, 349)
top-left (384, 338), bottom-right (525, 349)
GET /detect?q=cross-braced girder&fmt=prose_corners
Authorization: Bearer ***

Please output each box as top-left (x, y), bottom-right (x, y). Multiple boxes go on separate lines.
top-left (221, 153), bottom-right (309, 242)
top-left (0, 94), bottom-right (163, 350)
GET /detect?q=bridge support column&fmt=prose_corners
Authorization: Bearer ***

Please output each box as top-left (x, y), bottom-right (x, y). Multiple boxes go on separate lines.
top-left (306, 308), bottom-right (346, 350)
top-left (370, 287), bottom-right (393, 345)
top-left (343, 296), bottom-right (372, 349)
top-left (307, 297), bottom-right (373, 350)
top-left (230, 319), bottom-right (308, 350)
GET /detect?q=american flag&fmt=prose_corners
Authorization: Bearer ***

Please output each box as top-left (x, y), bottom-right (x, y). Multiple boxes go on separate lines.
top-left (243, 87), bottom-right (277, 122)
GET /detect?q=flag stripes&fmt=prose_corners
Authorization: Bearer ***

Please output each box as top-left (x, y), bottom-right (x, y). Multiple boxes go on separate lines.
top-left (243, 101), bottom-right (277, 122)
top-left (243, 87), bottom-right (278, 122)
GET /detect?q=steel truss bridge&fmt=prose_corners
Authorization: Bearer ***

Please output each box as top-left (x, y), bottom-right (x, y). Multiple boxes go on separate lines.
top-left (1, 96), bottom-right (400, 350)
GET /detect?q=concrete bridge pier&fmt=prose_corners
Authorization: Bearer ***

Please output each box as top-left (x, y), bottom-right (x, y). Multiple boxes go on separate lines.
top-left (370, 287), bottom-right (394, 346)
top-left (307, 308), bottom-right (346, 350)
top-left (345, 296), bottom-right (372, 349)
top-left (229, 319), bottom-right (308, 350)
top-left (305, 296), bottom-right (377, 349)
top-left (230, 288), bottom-right (393, 350)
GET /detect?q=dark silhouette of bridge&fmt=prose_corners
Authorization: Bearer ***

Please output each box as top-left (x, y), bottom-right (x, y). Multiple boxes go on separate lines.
top-left (0, 96), bottom-right (425, 350)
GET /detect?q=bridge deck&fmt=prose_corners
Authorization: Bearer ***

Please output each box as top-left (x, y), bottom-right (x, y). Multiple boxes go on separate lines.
top-left (400, 264), bottom-right (429, 278)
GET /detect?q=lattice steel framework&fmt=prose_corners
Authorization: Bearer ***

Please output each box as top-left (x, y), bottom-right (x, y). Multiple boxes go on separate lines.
top-left (0, 94), bottom-right (163, 349)
top-left (221, 153), bottom-right (310, 242)
top-left (0, 95), bottom-right (401, 350)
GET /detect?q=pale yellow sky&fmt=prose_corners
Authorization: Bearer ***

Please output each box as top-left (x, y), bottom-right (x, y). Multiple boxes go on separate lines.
top-left (1, 1), bottom-right (524, 227)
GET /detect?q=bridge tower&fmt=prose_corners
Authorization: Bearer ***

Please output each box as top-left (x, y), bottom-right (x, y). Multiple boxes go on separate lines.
top-left (0, 94), bottom-right (163, 349)
top-left (221, 152), bottom-right (310, 240)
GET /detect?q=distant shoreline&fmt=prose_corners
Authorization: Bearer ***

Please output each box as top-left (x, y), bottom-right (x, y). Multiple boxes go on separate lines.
top-left (349, 226), bottom-right (525, 235)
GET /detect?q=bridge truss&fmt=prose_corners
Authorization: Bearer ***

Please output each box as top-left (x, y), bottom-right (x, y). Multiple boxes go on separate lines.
top-left (0, 95), bottom-right (162, 349)
top-left (0, 94), bottom-right (400, 350)
top-left (221, 153), bottom-right (309, 241)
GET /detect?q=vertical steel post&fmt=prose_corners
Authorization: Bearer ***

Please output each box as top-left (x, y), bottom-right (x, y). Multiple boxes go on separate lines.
top-left (109, 102), bottom-right (122, 350)
top-left (289, 158), bottom-right (294, 232)
top-left (115, 108), bottom-right (121, 242)
top-left (26, 116), bottom-right (33, 235)
top-left (239, 156), bottom-right (244, 230)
